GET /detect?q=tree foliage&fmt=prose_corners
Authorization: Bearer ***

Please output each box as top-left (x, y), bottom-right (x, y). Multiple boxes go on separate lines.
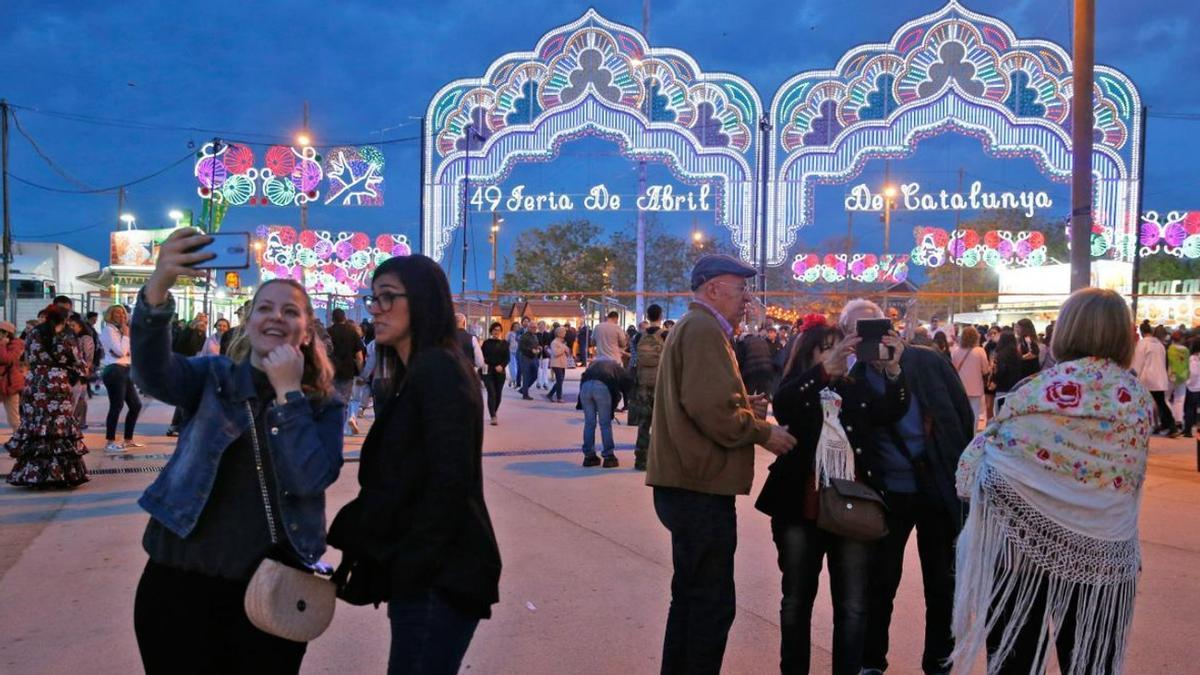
top-left (499, 220), bottom-right (613, 292)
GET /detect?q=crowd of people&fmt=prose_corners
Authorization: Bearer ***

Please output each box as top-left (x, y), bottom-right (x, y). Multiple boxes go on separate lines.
top-left (0, 239), bottom-right (1165, 674)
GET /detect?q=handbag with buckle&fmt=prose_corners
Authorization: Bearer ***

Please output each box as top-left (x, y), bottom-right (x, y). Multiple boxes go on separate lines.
top-left (241, 401), bottom-right (336, 643)
top-left (816, 477), bottom-right (889, 541)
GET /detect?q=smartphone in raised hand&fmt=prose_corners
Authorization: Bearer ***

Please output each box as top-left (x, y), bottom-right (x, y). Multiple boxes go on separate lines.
top-left (855, 318), bottom-right (895, 362)
top-left (188, 232), bottom-right (251, 270)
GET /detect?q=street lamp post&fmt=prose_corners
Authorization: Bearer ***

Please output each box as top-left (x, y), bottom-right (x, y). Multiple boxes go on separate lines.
top-left (169, 209), bottom-right (184, 228)
top-left (489, 213), bottom-right (503, 307)
top-left (120, 213), bottom-right (136, 230)
top-left (882, 184), bottom-right (897, 308)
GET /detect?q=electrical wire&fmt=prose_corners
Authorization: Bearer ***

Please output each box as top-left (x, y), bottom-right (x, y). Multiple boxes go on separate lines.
top-left (10, 111), bottom-right (97, 190)
top-left (9, 150), bottom-right (195, 194)
top-left (16, 217), bottom-right (112, 239)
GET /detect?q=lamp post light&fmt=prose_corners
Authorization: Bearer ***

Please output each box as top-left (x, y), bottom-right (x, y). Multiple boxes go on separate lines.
top-left (489, 214), bottom-right (503, 306)
top-left (168, 209), bottom-right (184, 228)
top-left (120, 213), bottom-right (136, 230)
top-left (296, 132), bottom-right (312, 230)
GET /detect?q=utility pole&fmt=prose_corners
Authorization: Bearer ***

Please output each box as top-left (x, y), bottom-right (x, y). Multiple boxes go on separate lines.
top-left (300, 101), bottom-right (310, 231)
top-left (634, 0), bottom-right (650, 322)
top-left (462, 124), bottom-right (472, 297)
top-left (117, 186), bottom-right (126, 231)
top-left (1069, 0), bottom-right (1096, 291)
top-left (1129, 105), bottom-right (1149, 319)
top-left (489, 212), bottom-right (502, 306)
top-left (1, 100), bottom-right (11, 323)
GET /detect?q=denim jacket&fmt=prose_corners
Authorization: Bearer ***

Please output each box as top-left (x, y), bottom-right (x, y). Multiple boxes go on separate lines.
top-left (131, 291), bottom-right (344, 564)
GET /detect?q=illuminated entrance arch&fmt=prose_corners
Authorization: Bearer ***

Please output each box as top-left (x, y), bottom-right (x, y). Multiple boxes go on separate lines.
top-left (422, 9), bottom-right (763, 263)
top-left (767, 0), bottom-right (1142, 266)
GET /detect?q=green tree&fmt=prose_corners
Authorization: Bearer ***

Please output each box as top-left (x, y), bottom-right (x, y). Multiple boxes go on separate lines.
top-left (499, 220), bottom-right (613, 292)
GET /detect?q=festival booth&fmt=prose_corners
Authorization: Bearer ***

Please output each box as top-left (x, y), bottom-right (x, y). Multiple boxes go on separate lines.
top-left (507, 300), bottom-right (586, 328)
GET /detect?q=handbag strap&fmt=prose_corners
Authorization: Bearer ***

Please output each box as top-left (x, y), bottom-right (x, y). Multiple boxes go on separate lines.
top-left (245, 401), bottom-right (279, 546)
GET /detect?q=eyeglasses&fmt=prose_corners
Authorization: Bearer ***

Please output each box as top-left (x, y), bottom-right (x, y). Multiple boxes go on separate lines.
top-left (362, 292), bottom-right (407, 313)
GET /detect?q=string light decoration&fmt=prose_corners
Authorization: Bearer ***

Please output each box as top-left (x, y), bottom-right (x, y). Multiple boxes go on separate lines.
top-left (1138, 211), bottom-right (1200, 259)
top-left (791, 253), bottom-right (910, 284)
top-left (768, 1), bottom-right (1142, 265)
top-left (910, 226), bottom-right (1048, 268)
top-left (323, 146), bottom-right (386, 206)
top-left (423, 8), bottom-right (762, 263)
top-left (258, 225), bottom-right (411, 296)
top-left (195, 143), bottom-right (388, 207)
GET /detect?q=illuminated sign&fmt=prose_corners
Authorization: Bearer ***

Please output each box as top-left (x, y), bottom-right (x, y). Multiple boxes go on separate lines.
top-left (110, 228), bottom-right (179, 267)
top-left (845, 182), bottom-right (1053, 218)
top-left (469, 183), bottom-right (713, 213)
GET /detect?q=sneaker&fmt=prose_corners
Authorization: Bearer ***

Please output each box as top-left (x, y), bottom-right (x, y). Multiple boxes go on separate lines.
top-left (104, 442), bottom-right (126, 454)
top-left (601, 456), bottom-right (619, 468)
top-left (522, 394), bottom-right (533, 400)
top-left (490, 418), bottom-right (498, 426)
top-left (582, 454), bottom-right (601, 467)
top-left (165, 427), bottom-right (179, 437)
top-left (123, 440), bottom-right (145, 448)
top-left (1169, 429), bottom-right (1183, 438)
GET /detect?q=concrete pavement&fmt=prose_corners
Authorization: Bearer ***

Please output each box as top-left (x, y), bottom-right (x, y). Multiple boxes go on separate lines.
top-left (1, 372), bottom-right (1199, 673)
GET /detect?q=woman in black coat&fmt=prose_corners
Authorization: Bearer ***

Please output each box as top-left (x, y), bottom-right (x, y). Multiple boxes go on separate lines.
top-left (990, 330), bottom-right (1026, 414)
top-left (756, 322), bottom-right (909, 675)
top-left (328, 255), bottom-right (501, 675)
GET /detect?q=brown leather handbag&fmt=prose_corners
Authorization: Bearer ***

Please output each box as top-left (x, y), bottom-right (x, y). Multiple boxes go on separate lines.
top-left (816, 478), bottom-right (889, 542)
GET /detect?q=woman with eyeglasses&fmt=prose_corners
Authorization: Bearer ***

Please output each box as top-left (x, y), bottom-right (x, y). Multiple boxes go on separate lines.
top-left (329, 255), bottom-right (501, 674)
top-left (755, 318), bottom-right (908, 675)
top-left (481, 322), bottom-right (510, 425)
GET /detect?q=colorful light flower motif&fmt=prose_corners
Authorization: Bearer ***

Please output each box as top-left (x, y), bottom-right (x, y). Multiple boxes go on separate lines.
top-left (791, 253), bottom-right (908, 284)
top-left (260, 226), bottom-right (411, 297)
top-left (1139, 211), bottom-right (1200, 259)
top-left (908, 226), bottom-right (1048, 269)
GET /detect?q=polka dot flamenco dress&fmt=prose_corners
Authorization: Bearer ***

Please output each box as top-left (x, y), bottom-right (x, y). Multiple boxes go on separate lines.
top-left (6, 331), bottom-right (89, 488)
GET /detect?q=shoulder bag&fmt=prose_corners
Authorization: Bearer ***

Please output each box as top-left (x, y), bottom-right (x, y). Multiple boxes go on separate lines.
top-left (242, 401), bottom-right (337, 643)
top-left (812, 389), bottom-right (889, 541)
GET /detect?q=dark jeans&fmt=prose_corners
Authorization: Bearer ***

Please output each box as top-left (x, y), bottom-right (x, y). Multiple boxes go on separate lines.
top-left (635, 385), bottom-right (655, 462)
top-left (482, 371), bottom-right (506, 418)
top-left (388, 589), bottom-right (479, 675)
top-left (518, 355), bottom-right (538, 396)
top-left (549, 366), bottom-right (565, 400)
top-left (986, 577), bottom-right (1115, 674)
top-left (102, 364), bottom-right (142, 441)
top-left (653, 486), bottom-right (737, 675)
top-left (1150, 389), bottom-right (1178, 431)
top-left (772, 518), bottom-right (873, 675)
top-left (134, 560), bottom-right (306, 675)
top-left (1184, 390), bottom-right (1200, 433)
top-left (863, 492), bottom-right (956, 674)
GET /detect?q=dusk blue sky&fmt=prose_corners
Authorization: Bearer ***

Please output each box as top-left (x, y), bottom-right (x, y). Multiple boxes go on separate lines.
top-left (2, 0), bottom-right (1198, 293)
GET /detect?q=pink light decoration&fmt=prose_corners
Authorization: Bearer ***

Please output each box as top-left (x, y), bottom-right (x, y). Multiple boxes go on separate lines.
top-left (260, 226), bottom-right (411, 297)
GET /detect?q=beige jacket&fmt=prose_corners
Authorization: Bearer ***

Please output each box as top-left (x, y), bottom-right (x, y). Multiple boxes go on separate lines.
top-left (646, 303), bottom-right (773, 496)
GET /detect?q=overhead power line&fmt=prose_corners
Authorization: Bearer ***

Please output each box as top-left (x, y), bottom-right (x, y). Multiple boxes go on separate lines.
top-left (9, 150), bottom-right (195, 194)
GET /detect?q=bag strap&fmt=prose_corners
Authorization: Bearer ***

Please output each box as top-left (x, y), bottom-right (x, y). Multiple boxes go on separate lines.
top-left (953, 351), bottom-right (970, 372)
top-left (245, 401), bottom-right (279, 546)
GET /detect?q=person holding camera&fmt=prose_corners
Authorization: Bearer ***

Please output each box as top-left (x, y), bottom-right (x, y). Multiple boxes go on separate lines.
top-left (838, 299), bottom-right (975, 675)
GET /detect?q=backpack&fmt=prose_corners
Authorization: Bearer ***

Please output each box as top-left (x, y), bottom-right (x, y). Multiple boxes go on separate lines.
top-left (635, 329), bottom-right (665, 388)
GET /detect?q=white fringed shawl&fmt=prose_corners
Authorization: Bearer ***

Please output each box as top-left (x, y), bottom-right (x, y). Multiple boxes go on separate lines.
top-left (951, 357), bottom-right (1154, 674)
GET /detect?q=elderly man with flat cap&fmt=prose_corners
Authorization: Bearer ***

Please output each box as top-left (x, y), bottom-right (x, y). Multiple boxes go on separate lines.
top-left (647, 254), bottom-right (797, 675)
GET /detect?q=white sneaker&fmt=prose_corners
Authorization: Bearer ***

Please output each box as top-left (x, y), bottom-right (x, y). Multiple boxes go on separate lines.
top-left (124, 440), bottom-right (145, 448)
top-left (104, 442), bottom-right (127, 454)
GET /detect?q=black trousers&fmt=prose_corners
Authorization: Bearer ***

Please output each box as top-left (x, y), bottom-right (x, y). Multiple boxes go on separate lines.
top-left (482, 372), bottom-right (506, 418)
top-left (101, 364), bottom-right (141, 441)
top-left (549, 367), bottom-right (566, 400)
top-left (862, 492), bottom-right (956, 674)
top-left (1150, 390), bottom-right (1177, 431)
top-left (772, 518), bottom-right (874, 675)
top-left (1184, 390), bottom-right (1200, 433)
top-left (134, 560), bottom-right (307, 675)
top-left (986, 577), bottom-right (1116, 674)
top-left (653, 486), bottom-right (737, 675)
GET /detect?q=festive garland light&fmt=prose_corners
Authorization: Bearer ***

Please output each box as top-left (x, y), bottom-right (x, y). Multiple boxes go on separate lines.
top-left (910, 226), bottom-right (1048, 269)
top-left (260, 225), bottom-right (411, 296)
top-left (1139, 211), bottom-right (1200, 259)
top-left (791, 253), bottom-right (909, 284)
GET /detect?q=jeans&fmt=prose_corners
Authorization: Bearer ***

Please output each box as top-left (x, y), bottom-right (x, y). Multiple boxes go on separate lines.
top-left (863, 492), bottom-right (956, 675)
top-left (549, 367), bottom-right (565, 400)
top-left (1150, 390), bottom-right (1177, 431)
top-left (653, 486), bottom-right (737, 675)
top-left (518, 355), bottom-right (538, 396)
top-left (537, 357), bottom-right (551, 388)
top-left (1170, 382), bottom-right (1188, 425)
top-left (134, 560), bottom-right (306, 675)
top-left (334, 378), bottom-right (354, 429)
top-left (772, 518), bottom-right (874, 675)
top-left (579, 380), bottom-right (614, 458)
top-left (1185, 390), bottom-right (1200, 433)
top-left (482, 371), bottom-right (506, 418)
top-left (508, 350), bottom-right (520, 387)
top-left (102, 364), bottom-right (142, 441)
top-left (388, 589), bottom-right (479, 675)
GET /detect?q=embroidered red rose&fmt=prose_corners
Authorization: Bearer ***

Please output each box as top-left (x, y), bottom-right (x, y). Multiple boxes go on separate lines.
top-left (1117, 388), bottom-right (1132, 404)
top-left (1036, 449), bottom-right (1050, 461)
top-left (1045, 381), bottom-right (1083, 409)
top-left (1113, 475), bottom-right (1124, 489)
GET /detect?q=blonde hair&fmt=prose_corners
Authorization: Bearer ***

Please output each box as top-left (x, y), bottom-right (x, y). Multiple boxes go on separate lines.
top-left (1051, 288), bottom-right (1135, 368)
top-left (227, 279), bottom-right (335, 401)
top-left (959, 325), bottom-right (980, 349)
top-left (103, 304), bottom-right (127, 324)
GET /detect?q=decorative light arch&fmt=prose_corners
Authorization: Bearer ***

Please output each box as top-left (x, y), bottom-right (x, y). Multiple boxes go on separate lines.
top-left (768, 0), bottom-right (1141, 266)
top-left (422, 8), bottom-right (763, 262)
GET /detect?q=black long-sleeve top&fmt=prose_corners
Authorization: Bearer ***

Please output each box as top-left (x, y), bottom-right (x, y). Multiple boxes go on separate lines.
top-left (481, 338), bottom-right (510, 369)
top-left (755, 363), bottom-right (909, 523)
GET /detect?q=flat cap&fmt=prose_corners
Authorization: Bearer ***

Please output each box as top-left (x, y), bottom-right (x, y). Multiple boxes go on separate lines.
top-left (690, 254), bottom-right (757, 291)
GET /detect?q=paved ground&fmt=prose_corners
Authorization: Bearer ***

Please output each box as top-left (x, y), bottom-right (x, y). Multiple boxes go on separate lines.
top-left (1, 371), bottom-right (1199, 674)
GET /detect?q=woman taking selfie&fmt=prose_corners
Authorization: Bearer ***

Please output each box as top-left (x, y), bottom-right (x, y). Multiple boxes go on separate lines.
top-left (951, 288), bottom-right (1152, 674)
top-left (131, 228), bottom-right (344, 673)
top-left (756, 317), bottom-right (907, 674)
top-left (329, 254), bottom-right (501, 674)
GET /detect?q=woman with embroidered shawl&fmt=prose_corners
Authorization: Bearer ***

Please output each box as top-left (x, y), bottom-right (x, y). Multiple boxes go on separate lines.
top-left (950, 288), bottom-right (1152, 675)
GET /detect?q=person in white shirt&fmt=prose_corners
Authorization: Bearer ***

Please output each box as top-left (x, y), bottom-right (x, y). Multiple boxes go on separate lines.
top-left (99, 305), bottom-right (144, 453)
top-left (1133, 323), bottom-right (1177, 435)
top-left (1184, 343), bottom-right (1200, 436)
top-left (949, 326), bottom-right (990, 430)
top-left (591, 311), bottom-right (627, 362)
